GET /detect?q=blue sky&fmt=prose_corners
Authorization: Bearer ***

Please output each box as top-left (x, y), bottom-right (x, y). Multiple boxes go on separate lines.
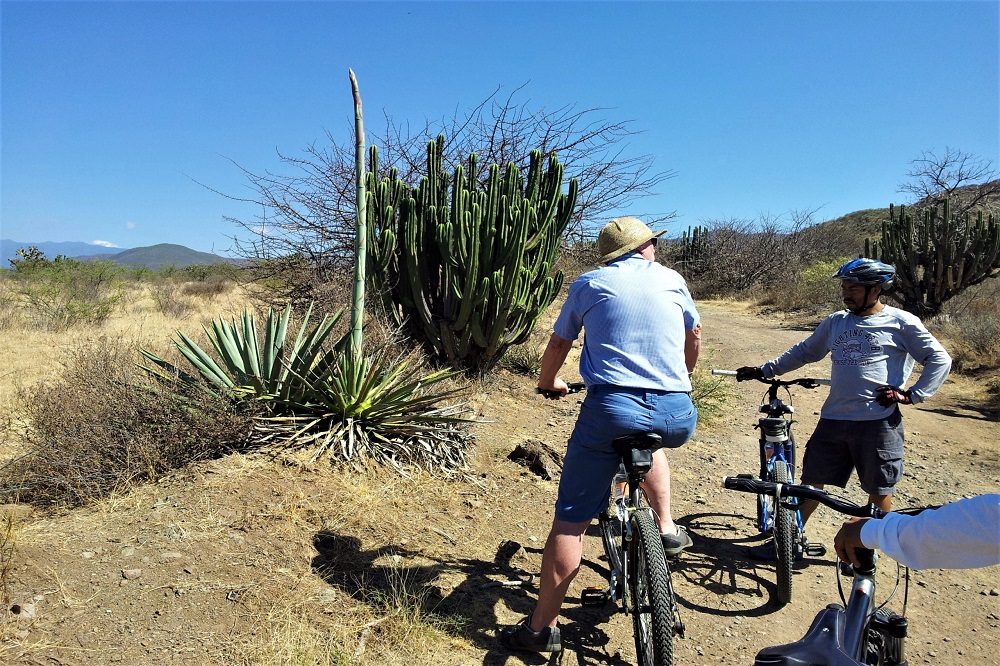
top-left (2, 1), bottom-right (997, 255)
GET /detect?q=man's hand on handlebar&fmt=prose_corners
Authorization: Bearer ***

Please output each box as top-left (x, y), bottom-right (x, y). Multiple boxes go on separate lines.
top-left (875, 385), bottom-right (913, 407)
top-left (834, 518), bottom-right (869, 568)
top-left (735, 366), bottom-right (765, 382)
top-left (537, 377), bottom-right (569, 400)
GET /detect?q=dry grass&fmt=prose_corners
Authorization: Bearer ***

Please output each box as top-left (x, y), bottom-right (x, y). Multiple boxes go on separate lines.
top-left (2, 338), bottom-right (256, 507)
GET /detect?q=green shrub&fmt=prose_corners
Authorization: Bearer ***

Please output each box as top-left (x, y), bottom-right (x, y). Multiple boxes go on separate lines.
top-left (2, 339), bottom-right (254, 506)
top-left (7, 249), bottom-right (123, 330)
top-left (760, 257), bottom-right (846, 312)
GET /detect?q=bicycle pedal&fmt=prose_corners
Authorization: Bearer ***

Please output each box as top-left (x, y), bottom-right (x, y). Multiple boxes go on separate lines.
top-left (804, 543), bottom-right (827, 557)
top-left (580, 586), bottom-right (611, 607)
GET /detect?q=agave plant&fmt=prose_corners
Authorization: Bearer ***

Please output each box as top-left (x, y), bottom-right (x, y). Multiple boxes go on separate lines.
top-left (256, 346), bottom-right (471, 473)
top-left (141, 302), bottom-right (340, 405)
top-left (141, 302), bottom-right (472, 472)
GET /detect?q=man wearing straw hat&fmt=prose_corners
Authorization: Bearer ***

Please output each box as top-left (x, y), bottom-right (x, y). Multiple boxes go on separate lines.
top-left (501, 216), bottom-right (702, 653)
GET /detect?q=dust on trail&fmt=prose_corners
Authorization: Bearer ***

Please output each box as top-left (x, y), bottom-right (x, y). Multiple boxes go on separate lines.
top-left (512, 301), bottom-right (1000, 666)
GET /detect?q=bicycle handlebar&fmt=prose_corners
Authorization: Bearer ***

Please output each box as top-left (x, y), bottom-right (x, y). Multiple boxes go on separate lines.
top-left (722, 476), bottom-right (883, 519)
top-left (712, 369), bottom-right (831, 388)
top-left (536, 382), bottom-right (586, 398)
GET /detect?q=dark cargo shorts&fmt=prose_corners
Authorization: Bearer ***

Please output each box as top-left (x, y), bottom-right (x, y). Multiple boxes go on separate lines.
top-left (799, 408), bottom-right (904, 495)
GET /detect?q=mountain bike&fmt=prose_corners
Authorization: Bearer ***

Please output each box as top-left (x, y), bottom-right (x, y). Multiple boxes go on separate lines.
top-left (537, 383), bottom-right (684, 665)
top-left (723, 476), bottom-right (913, 665)
top-left (713, 369), bottom-right (830, 605)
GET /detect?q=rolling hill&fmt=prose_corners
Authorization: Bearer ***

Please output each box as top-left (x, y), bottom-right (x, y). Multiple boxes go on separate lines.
top-left (2, 240), bottom-right (233, 270)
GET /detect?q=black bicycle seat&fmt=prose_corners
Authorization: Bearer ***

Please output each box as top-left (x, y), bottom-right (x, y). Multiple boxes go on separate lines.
top-left (612, 432), bottom-right (663, 454)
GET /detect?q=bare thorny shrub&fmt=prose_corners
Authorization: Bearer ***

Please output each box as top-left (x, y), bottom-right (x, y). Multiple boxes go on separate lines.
top-left (222, 85), bottom-right (676, 307)
top-left (929, 280), bottom-right (1000, 373)
top-left (1, 339), bottom-right (256, 507)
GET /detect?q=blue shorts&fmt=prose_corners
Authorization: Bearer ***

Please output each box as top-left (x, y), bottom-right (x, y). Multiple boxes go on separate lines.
top-left (555, 386), bottom-right (698, 523)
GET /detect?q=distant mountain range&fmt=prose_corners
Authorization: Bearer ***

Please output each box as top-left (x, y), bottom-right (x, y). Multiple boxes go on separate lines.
top-left (1, 240), bottom-right (234, 270)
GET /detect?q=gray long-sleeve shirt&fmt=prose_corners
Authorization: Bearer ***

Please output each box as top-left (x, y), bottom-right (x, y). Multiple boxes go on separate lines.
top-left (761, 306), bottom-right (951, 421)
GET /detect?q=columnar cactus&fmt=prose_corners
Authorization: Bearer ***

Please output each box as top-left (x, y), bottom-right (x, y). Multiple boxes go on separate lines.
top-left (366, 135), bottom-right (578, 370)
top-left (865, 199), bottom-right (1000, 318)
top-left (679, 224), bottom-right (709, 277)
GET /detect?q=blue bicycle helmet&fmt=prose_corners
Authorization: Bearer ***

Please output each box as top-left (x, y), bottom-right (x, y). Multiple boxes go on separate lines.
top-left (833, 257), bottom-right (895, 288)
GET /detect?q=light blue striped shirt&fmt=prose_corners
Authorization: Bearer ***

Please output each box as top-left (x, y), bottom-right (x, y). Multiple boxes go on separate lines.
top-left (553, 254), bottom-right (699, 392)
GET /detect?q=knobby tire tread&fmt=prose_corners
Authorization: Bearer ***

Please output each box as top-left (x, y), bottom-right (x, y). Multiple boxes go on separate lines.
top-left (773, 460), bottom-right (795, 606)
top-left (629, 510), bottom-right (674, 666)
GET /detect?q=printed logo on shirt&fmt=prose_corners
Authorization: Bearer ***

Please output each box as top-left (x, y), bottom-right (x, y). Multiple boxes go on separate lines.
top-left (832, 329), bottom-right (882, 366)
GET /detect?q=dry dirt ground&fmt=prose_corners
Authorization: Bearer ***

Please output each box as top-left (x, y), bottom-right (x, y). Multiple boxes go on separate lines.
top-left (2, 301), bottom-right (998, 665)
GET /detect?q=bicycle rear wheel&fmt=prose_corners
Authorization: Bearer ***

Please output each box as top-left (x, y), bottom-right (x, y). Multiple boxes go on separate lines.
top-left (628, 509), bottom-right (674, 666)
top-left (773, 460), bottom-right (795, 605)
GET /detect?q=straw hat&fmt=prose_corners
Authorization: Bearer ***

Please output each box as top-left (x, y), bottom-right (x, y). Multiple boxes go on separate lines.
top-left (597, 217), bottom-right (667, 263)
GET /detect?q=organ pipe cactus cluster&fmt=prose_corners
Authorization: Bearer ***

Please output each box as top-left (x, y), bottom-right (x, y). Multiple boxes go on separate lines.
top-left (367, 135), bottom-right (579, 371)
top-left (865, 199), bottom-right (1000, 318)
top-left (679, 224), bottom-right (709, 276)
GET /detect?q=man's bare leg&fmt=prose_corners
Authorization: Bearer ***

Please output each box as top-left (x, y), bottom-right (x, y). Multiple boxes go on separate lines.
top-left (529, 519), bottom-right (589, 631)
top-left (870, 492), bottom-right (892, 513)
top-left (640, 449), bottom-right (677, 535)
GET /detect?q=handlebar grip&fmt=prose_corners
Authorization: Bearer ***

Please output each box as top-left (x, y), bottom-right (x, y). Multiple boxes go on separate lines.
top-left (536, 382), bottom-right (586, 398)
top-left (723, 475), bottom-right (775, 494)
top-left (712, 369), bottom-right (738, 376)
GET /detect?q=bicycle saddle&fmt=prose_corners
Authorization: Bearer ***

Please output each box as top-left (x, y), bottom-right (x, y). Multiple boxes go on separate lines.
top-left (612, 433), bottom-right (663, 478)
top-left (754, 605), bottom-right (861, 666)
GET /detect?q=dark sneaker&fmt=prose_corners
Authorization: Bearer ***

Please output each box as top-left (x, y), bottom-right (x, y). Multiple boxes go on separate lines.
top-left (747, 539), bottom-right (804, 562)
top-left (499, 616), bottom-right (562, 653)
top-left (661, 525), bottom-right (693, 556)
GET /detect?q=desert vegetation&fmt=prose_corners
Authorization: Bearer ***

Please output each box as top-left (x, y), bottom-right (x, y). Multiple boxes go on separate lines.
top-left (1, 71), bottom-right (998, 664)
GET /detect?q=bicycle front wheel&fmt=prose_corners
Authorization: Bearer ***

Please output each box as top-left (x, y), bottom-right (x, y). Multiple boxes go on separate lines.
top-left (773, 460), bottom-right (795, 605)
top-left (628, 510), bottom-right (674, 666)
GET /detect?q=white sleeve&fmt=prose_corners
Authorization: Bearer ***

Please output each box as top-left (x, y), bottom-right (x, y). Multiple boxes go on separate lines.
top-left (859, 494), bottom-right (1000, 569)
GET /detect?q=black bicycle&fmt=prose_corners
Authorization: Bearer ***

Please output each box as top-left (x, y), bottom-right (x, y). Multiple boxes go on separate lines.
top-left (724, 476), bottom-right (914, 666)
top-left (713, 370), bottom-right (830, 605)
top-left (538, 383), bottom-right (684, 665)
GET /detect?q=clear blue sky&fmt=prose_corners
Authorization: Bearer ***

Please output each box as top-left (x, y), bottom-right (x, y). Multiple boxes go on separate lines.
top-left (2, 1), bottom-right (997, 254)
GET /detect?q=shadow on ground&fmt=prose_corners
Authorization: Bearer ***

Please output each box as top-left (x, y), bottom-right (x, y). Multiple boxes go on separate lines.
top-left (311, 530), bottom-right (631, 665)
top-left (670, 512), bottom-right (834, 618)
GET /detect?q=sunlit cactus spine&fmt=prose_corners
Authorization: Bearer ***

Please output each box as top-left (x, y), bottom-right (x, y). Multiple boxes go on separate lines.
top-left (865, 199), bottom-right (1000, 318)
top-left (366, 135), bottom-right (578, 371)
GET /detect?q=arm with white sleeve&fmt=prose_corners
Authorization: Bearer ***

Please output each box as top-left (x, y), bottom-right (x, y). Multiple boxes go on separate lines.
top-left (859, 494), bottom-right (1000, 569)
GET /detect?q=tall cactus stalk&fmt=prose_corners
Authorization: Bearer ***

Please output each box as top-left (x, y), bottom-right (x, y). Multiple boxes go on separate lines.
top-left (865, 199), bottom-right (1000, 318)
top-left (349, 69), bottom-right (366, 359)
top-left (367, 135), bottom-right (578, 371)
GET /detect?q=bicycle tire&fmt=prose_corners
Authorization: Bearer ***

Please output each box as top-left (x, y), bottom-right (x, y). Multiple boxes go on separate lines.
top-left (628, 509), bottom-right (674, 666)
top-left (773, 460), bottom-right (795, 606)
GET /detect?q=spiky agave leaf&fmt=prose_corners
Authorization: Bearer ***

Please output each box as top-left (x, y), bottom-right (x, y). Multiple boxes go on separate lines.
top-left (255, 346), bottom-right (472, 473)
top-left (140, 303), bottom-right (342, 407)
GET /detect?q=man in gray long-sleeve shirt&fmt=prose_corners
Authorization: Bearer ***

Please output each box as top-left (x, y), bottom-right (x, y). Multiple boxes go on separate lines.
top-left (737, 258), bottom-right (951, 560)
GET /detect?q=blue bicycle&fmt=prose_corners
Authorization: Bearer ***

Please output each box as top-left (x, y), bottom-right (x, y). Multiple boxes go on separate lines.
top-left (713, 370), bottom-right (830, 605)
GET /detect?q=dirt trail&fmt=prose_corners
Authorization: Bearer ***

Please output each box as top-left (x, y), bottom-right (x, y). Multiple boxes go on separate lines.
top-left (3, 301), bottom-right (998, 665)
